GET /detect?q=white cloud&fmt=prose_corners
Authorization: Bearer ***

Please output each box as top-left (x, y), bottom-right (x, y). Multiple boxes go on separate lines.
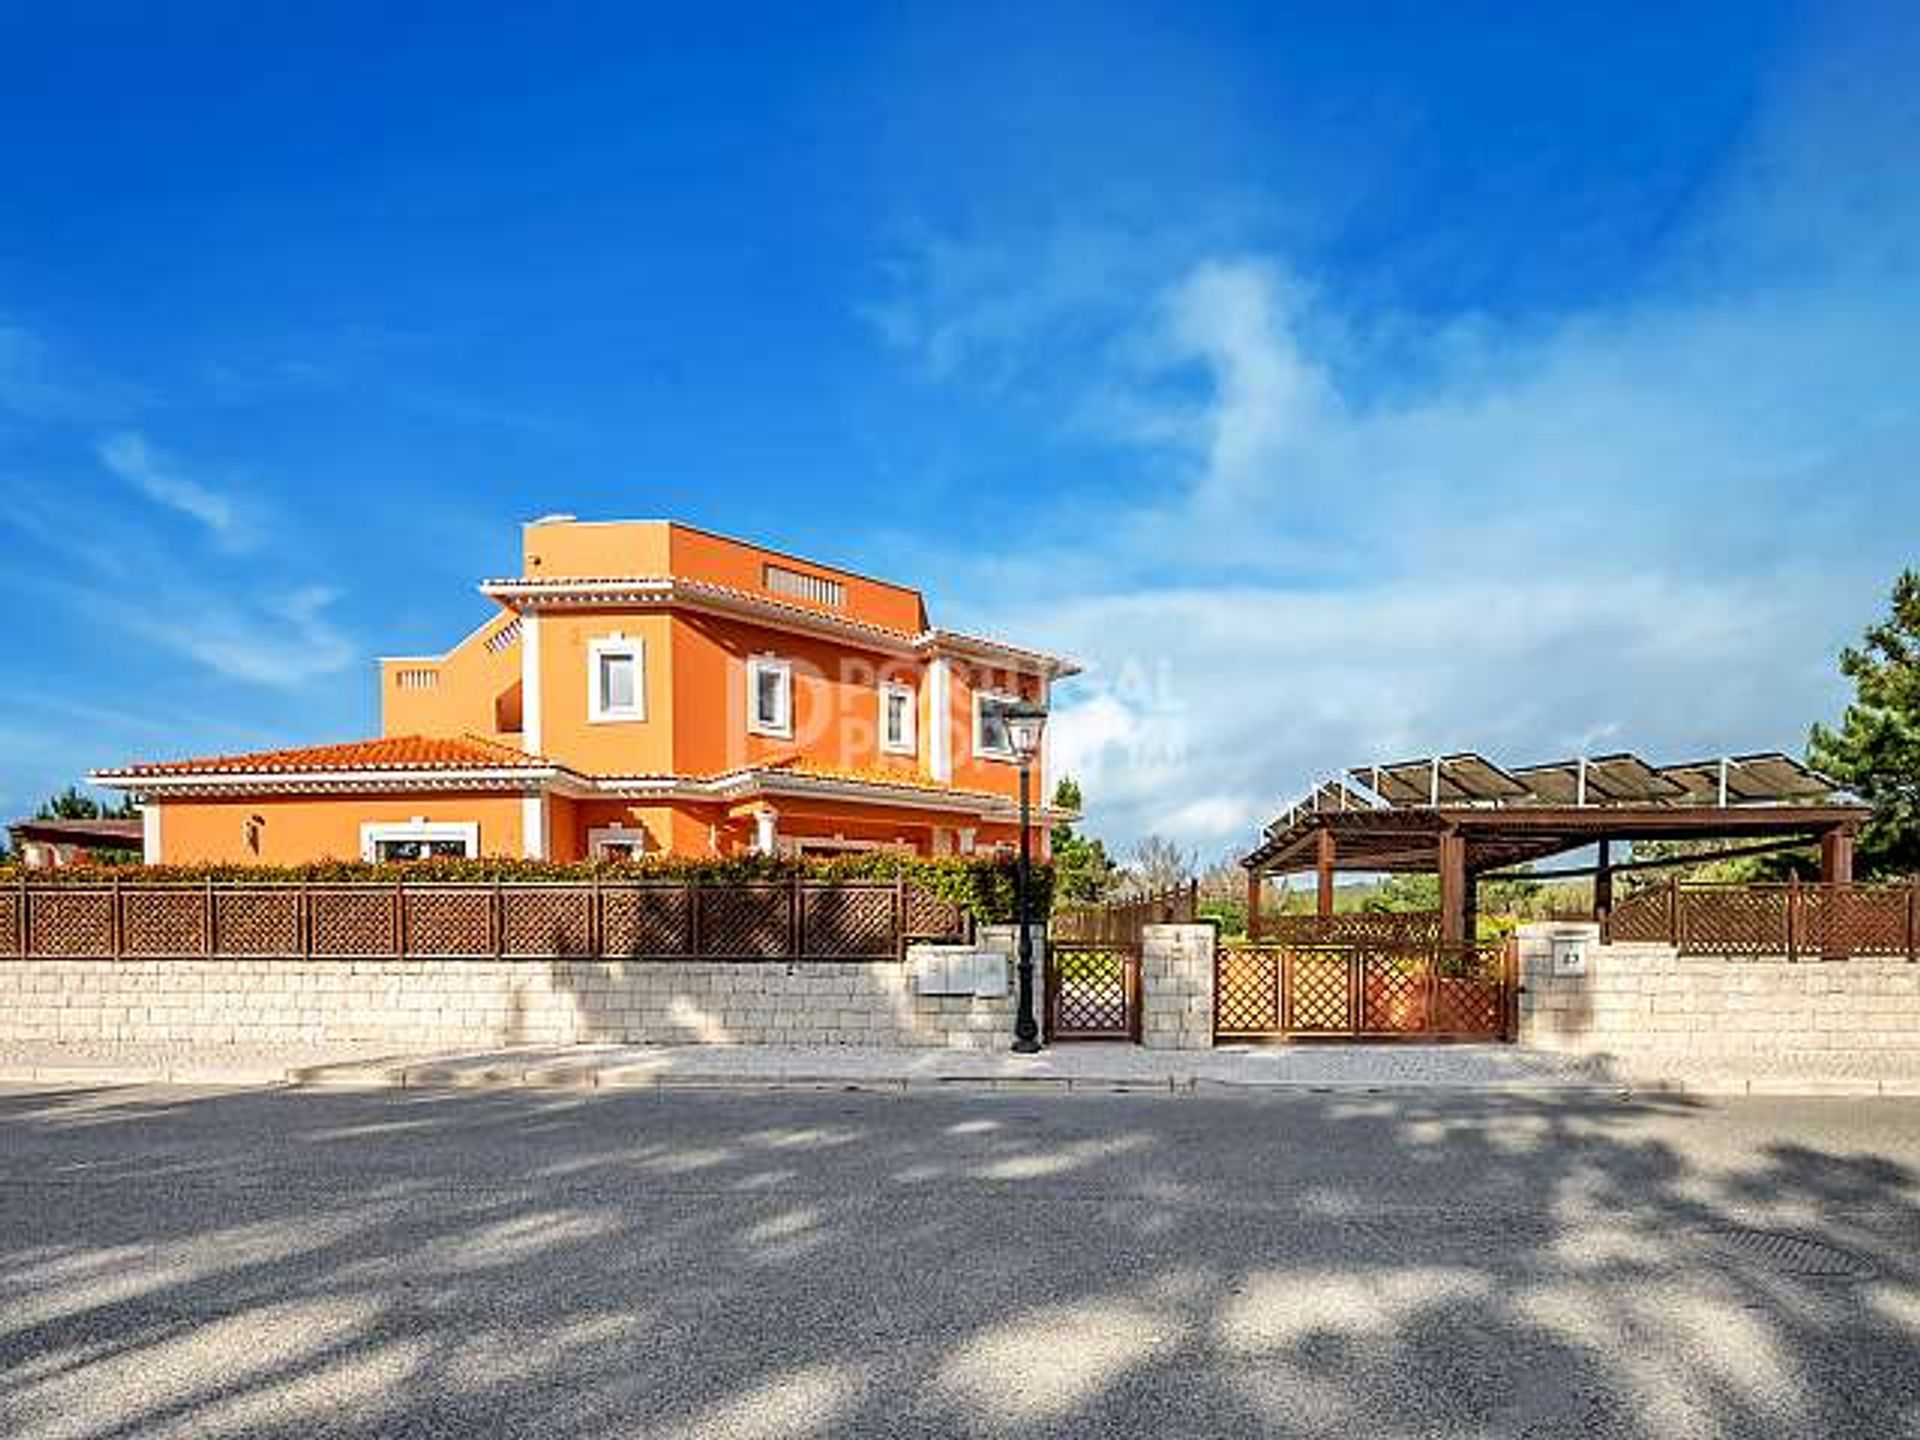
top-left (115, 585), bottom-right (356, 689)
top-left (900, 39), bottom-right (1920, 854)
top-left (97, 430), bottom-right (254, 550)
top-left (1149, 259), bottom-right (1335, 509)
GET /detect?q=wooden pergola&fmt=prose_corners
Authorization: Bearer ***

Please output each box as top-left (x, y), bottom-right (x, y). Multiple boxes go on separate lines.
top-left (1241, 752), bottom-right (1870, 943)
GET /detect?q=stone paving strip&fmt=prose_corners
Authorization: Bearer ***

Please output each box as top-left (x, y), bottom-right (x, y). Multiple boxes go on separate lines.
top-left (3, 1039), bottom-right (1920, 1095)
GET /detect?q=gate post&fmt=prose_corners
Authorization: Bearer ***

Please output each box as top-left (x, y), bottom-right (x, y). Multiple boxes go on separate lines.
top-left (1139, 924), bottom-right (1216, 1050)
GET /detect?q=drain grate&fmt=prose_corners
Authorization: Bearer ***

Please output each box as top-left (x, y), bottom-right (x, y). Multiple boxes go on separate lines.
top-left (1704, 1227), bottom-right (1875, 1279)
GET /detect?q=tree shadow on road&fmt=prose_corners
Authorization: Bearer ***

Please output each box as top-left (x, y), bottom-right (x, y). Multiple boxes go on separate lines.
top-left (1, 1083), bottom-right (1917, 1438)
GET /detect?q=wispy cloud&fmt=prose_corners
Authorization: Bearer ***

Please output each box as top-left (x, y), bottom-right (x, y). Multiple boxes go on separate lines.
top-left (0, 320), bottom-right (142, 424)
top-left (96, 430), bottom-right (255, 550)
top-left (106, 584), bottom-right (357, 689)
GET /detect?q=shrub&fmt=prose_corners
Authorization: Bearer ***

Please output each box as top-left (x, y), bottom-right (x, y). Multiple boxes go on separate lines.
top-left (0, 853), bottom-right (1054, 926)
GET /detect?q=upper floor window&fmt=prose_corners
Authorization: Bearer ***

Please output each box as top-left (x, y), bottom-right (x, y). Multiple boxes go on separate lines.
top-left (589, 636), bottom-right (645, 723)
top-left (881, 682), bottom-right (916, 755)
top-left (747, 655), bottom-right (793, 738)
top-left (973, 691), bottom-right (1021, 761)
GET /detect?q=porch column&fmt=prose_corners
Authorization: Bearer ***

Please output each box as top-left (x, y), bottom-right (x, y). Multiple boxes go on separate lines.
top-left (1594, 838), bottom-right (1614, 927)
top-left (1315, 827), bottom-right (1337, 918)
top-left (1245, 867), bottom-right (1263, 941)
top-left (753, 805), bottom-right (780, 856)
top-left (1438, 827), bottom-right (1468, 944)
top-left (1820, 826), bottom-right (1856, 886)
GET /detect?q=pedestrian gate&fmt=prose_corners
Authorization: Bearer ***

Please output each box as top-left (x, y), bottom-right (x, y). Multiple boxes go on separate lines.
top-left (1045, 942), bottom-right (1141, 1042)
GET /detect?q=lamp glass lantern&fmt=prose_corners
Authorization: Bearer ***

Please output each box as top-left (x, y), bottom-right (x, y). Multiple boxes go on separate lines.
top-left (1004, 700), bottom-right (1048, 764)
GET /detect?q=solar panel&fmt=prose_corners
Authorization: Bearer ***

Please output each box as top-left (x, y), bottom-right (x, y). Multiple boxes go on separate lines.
top-left (1582, 753), bottom-right (1688, 803)
top-left (1506, 761), bottom-right (1582, 805)
top-left (1736, 752), bottom-right (1836, 800)
top-left (1349, 753), bottom-right (1528, 809)
top-left (1508, 754), bottom-right (1686, 805)
top-left (1658, 753), bottom-right (1835, 804)
top-left (1327, 750), bottom-right (1839, 817)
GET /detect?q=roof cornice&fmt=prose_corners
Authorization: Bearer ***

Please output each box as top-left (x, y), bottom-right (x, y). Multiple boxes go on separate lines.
top-left (90, 765), bottom-right (599, 800)
top-left (477, 575), bottom-right (1079, 677)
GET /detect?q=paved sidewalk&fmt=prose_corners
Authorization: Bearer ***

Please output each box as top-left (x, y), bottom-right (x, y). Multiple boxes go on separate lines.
top-left (4, 1038), bottom-right (1918, 1095)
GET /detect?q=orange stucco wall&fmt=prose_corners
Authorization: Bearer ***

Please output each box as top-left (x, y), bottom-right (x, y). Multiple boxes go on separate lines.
top-left (380, 611), bottom-right (523, 744)
top-left (532, 611), bottom-right (676, 775)
top-left (522, 518), bottom-right (673, 583)
top-left (945, 662), bottom-right (1045, 801)
top-left (669, 612), bottom-right (932, 779)
top-left (665, 524), bottom-right (927, 632)
top-left (154, 794), bottom-right (527, 864)
top-left (518, 518), bottom-right (927, 634)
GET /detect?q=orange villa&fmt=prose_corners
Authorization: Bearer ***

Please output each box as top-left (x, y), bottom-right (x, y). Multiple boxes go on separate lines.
top-left (92, 518), bottom-right (1078, 864)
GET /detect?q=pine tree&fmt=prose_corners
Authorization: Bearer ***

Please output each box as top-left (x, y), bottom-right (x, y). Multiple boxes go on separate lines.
top-left (1809, 570), bottom-right (1920, 877)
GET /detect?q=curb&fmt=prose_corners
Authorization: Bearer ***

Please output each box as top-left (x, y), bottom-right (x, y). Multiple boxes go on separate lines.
top-left (4, 1065), bottom-right (1916, 1099)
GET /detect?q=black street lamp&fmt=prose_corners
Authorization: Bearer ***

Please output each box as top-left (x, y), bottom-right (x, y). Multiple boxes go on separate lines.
top-left (1004, 697), bottom-right (1049, 1054)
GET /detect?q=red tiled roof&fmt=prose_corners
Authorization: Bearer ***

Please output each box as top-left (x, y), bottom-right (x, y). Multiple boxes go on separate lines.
top-left (7, 817), bottom-right (145, 843)
top-left (98, 734), bottom-right (550, 778)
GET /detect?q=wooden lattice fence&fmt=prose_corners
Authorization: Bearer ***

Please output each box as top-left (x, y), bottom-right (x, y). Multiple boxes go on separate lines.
top-left (0, 877), bottom-right (971, 962)
top-left (1051, 882), bottom-right (1199, 946)
top-left (1214, 940), bottom-right (1514, 1042)
top-left (1607, 880), bottom-right (1920, 959)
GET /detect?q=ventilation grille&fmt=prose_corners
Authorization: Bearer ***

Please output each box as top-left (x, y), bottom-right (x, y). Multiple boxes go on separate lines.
top-left (394, 668), bottom-right (439, 691)
top-left (764, 564), bottom-right (845, 609)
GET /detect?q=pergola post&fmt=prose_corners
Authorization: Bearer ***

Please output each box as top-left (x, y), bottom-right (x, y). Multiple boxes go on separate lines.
top-left (1438, 828), bottom-right (1468, 944)
top-left (1820, 826), bottom-right (1856, 887)
top-left (1315, 827), bottom-right (1337, 918)
top-left (1594, 838), bottom-right (1614, 932)
top-left (1245, 866), bottom-right (1264, 941)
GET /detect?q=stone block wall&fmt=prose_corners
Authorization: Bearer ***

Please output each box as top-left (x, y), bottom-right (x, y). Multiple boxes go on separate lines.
top-left (0, 925), bottom-right (1049, 1051)
top-left (1517, 922), bottom-right (1920, 1062)
top-left (1140, 923), bottom-right (1216, 1050)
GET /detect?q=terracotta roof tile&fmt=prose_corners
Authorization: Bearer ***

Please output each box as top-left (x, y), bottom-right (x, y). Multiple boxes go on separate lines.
top-left (99, 734), bottom-right (549, 778)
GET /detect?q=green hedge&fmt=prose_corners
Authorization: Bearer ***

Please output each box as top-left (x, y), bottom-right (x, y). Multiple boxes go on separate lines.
top-left (0, 853), bottom-right (1054, 926)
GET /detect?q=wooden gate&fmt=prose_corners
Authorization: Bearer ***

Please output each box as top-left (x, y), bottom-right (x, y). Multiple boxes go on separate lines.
top-left (1215, 940), bottom-right (1515, 1042)
top-left (1045, 942), bottom-right (1141, 1042)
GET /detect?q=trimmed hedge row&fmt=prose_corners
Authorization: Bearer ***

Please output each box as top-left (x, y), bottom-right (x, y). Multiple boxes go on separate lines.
top-left (0, 852), bottom-right (1055, 926)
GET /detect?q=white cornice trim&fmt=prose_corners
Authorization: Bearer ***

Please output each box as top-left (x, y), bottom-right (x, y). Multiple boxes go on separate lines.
top-left (90, 765), bottom-right (598, 801)
top-left (477, 575), bottom-right (1079, 676)
top-left (91, 762), bottom-right (1072, 821)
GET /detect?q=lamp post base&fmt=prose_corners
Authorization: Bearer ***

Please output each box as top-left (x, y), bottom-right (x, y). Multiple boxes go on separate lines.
top-left (1011, 1035), bottom-right (1042, 1055)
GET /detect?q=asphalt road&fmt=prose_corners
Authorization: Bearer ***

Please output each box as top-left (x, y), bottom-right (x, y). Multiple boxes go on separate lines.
top-left (3, 1084), bottom-right (1918, 1439)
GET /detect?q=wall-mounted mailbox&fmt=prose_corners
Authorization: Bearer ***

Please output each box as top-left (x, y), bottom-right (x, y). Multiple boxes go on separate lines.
top-left (910, 947), bottom-right (1007, 998)
top-left (1551, 935), bottom-right (1588, 976)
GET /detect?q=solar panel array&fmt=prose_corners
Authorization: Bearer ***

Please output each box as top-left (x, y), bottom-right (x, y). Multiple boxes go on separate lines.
top-left (1265, 750), bottom-right (1839, 829)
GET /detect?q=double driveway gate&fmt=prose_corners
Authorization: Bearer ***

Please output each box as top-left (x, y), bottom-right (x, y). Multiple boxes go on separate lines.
top-left (1215, 941), bottom-right (1515, 1041)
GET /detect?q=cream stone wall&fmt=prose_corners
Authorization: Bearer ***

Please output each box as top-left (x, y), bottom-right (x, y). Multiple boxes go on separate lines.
top-left (0, 925), bottom-right (1049, 1051)
top-left (1517, 922), bottom-right (1920, 1062)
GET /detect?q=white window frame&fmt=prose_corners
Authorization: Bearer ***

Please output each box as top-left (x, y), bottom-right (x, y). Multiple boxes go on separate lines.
top-left (588, 635), bottom-right (646, 723)
top-left (746, 654), bottom-right (793, 739)
top-left (359, 819), bottom-right (480, 863)
top-left (880, 681), bottom-right (916, 756)
top-left (972, 690), bottom-right (1020, 762)
top-left (586, 824), bottom-right (650, 859)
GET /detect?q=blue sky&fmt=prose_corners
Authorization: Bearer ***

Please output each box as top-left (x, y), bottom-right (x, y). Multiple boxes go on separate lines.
top-left (2, 2), bottom-right (1915, 856)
